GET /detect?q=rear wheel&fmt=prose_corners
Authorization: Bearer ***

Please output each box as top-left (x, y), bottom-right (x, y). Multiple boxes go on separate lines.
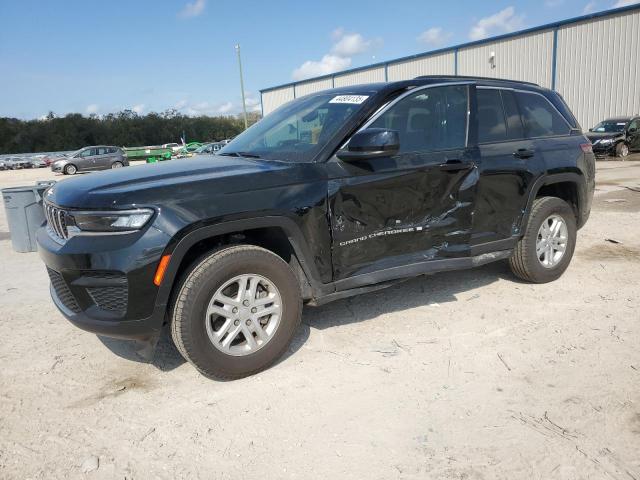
top-left (616, 142), bottom-right (629, 158)
top-left (171, 245), bottom-right (302, 379)
top-left (63, 164), bottom-right (77, 175)
top-left (509, 196), bottom-right (577, 283)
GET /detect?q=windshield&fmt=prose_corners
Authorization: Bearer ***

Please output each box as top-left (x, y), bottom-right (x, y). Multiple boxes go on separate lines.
top-left (220, 93), bottom-right (372, 163)
top-left (67, 148), bottom-right (84, 157)
top-left (592, 120), bottom-right (627, 133)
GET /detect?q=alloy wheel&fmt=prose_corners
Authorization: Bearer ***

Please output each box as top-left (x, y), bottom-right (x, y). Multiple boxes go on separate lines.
top-left (536, 214), bottom-right (568, 268)
top-left (205, 274), bottom-right (282, 356)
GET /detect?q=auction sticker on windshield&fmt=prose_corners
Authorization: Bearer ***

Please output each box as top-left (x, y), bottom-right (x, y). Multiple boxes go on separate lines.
top-left (329, 95), bottom-right (369, 104)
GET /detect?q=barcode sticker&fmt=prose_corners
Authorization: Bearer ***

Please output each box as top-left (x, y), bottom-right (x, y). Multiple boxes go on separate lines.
top-left (329, 95), bottom-right (369, 104)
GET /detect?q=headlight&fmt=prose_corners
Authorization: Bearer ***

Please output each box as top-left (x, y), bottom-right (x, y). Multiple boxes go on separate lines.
top-left (67, 208), bottom-right (154, 234)
top-left (599, 138), bottom-right (613, 145)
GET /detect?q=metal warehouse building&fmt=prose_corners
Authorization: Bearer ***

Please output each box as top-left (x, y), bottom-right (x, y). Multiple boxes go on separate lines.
top-left (260, 4), bottom-right (640, 129)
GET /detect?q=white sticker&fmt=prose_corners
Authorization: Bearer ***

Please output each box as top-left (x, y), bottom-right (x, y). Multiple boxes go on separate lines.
top-left (329, 95), bottom-right (369, 104)
top-left (617, 123), bottom-right (627, 126)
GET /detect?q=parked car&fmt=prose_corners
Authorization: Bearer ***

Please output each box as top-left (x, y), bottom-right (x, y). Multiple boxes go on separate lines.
top-left (3, 157), bottom-right (33, 170)
top-left (51, 146), bottom-right (128, 175)
top-left (194, 142), bottom-right (226, 154)
top-left (42, 153), bottom-right (66, 166)
top-left (162, 143), bottom-right (184, 153)
top-left (586, 116), bottom-right (640, 158)
top-left (38, 76), bottom-right (595, 379)
top-left (0, 160), bottom-right (7, 171)
top-left (29, 157), bottom-right (48, 168)
top-left (194, 143), bottom-right (215, 154)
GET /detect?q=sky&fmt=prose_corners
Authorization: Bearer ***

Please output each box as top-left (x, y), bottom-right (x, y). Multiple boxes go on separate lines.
top-left (0, 0), bottom-right (637, 119)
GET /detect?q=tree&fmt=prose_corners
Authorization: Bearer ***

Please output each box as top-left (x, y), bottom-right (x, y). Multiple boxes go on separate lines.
top-left (0, 110), bottom-right (262, 154)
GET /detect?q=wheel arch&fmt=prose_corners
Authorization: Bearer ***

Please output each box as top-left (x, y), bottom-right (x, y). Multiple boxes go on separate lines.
top-left (520, 172), bottom-right (586, 232)
top-left (155, 217), bottom-right (328, 309)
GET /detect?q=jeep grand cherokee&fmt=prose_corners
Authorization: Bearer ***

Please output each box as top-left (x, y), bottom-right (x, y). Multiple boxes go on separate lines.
top-left (37, 76), bottom-right (595, 379)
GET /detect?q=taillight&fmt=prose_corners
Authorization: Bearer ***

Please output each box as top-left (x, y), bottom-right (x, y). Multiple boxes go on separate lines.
top-left (580, 143), bottom-right (593, 153)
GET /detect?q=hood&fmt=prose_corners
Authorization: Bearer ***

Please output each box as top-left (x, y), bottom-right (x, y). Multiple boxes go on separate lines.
top-left (586, 132), bottom-right (623, 142)
top-left (46, 154), bottom-right (293, 209)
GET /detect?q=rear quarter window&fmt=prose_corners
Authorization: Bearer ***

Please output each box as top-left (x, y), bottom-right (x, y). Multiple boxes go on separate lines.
top-left (516, 91), bottom-right (571, 138)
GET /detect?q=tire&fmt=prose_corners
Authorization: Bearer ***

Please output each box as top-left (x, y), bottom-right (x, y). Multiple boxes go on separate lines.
top-left (111, 161), bottom-right (124, 169)
top-left (616, 142), bottom-right (629, 158)
top-left (63, 164), bottom-right (77, 175)
top-left (170, 245), bottom-right (302, 379)
top-left (509, 196), bottom-right (577, 283)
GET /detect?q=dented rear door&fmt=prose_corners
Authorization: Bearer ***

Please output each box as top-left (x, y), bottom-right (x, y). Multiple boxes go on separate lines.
top-left (327, 84), bottom-right (478, 281)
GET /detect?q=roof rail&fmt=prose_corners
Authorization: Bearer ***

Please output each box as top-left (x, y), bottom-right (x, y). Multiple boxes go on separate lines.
top-left (413, 75), bottom-right (540, 87)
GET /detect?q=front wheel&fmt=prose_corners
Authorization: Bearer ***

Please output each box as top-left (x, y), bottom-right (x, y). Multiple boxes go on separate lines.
top-left (111, 161), bottom-right (124, 169)
top-left (171, 245), bottom-right (302, 379)
top-left (63, 164), bottom-right (77, 175)
top-left (616, 142), bottom-right (629, 158)
top-left (509, 196), bottom-right (577, 283)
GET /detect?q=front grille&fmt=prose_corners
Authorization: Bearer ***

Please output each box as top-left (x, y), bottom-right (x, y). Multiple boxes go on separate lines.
top-left (47, 268), bottom-right (80, 313)
top-left (44, 203), bottom-right (68, 240)
top-left (85, 272), bottom-right (128, 314)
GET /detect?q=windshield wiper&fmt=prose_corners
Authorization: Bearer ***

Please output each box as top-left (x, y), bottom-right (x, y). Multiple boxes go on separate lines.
top-left (219, 151), bottom-right (261, 158)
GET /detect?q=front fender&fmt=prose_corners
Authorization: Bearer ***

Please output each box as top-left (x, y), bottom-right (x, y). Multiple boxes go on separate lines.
top-left (154, 216), bottom-right (331, 309)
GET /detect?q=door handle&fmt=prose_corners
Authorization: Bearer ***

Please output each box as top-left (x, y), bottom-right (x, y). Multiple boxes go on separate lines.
top-left (439, 159), bottom-right (471, 171)
top-left (513, 148), bottom-right (535, 159)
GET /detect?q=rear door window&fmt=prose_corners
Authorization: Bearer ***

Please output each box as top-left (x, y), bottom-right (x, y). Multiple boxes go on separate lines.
top-left (477, 89), bottom-right (507, 143)
top-left (515, 91), bottom-right (571, 138)
top-left (501, 90), bottom-right (525, 140)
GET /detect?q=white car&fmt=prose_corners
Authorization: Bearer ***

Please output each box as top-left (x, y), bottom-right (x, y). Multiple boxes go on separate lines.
top-left (162, 143), bottom-right (184, 153)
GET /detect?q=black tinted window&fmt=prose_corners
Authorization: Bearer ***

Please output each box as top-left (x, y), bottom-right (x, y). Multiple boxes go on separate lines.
top-left (370, 85), bottom-right (468, 153)
top-left (501, 90), bottom-right (525, 140)
top-left (477, 89), bottom-right (507, 143)
top-left (516, 92), bottom-right (571, 137)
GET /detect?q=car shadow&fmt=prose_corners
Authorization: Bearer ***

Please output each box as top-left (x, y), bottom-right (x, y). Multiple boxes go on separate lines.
top-left (98, 260), bottom-right (512, 374)
top-left (302, 260), bottom-right (512, 331)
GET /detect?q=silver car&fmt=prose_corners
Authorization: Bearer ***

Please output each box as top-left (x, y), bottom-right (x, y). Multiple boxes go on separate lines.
top-left (51, 146), bottom-right (128, 175)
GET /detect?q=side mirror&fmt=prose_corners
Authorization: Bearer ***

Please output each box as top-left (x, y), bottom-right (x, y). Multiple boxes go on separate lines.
top-left (337, 128), bottom-right (400, 161)
top-left (588, 128), bottom-right (593, 132)
top-left (629, 127), bottom-right (637, 133)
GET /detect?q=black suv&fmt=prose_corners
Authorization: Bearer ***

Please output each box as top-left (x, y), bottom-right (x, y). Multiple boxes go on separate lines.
top-left (586, 116), bottom-right (640, 158)
top-left (37, 76), bottom-right (595, 379)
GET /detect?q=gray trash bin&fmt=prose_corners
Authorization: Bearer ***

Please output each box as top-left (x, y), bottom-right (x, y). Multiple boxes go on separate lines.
top-left (2, 181), bottom-right (55, 253)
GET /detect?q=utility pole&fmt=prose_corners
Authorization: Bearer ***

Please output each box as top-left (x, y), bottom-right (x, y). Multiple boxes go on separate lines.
top-left (235, 44), bottom-right (248, 130)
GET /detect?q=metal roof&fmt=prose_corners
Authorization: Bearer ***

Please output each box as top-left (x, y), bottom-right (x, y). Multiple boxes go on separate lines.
top-left (261, 3), bottom-right (640, 93)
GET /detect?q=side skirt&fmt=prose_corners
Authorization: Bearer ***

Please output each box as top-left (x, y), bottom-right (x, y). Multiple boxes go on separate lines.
top-left (308, 249), bottom-right (513, 306)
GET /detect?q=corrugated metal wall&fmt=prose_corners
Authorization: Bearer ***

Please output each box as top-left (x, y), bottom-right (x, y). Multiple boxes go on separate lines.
top-left (333, 67), bottom-right (386, 87)
top-left (261, 86), bottom-right (295, 115)
top-left (555, 9), bottom-right (640, 128)
top-left (294, 78), bottom-right (333, 97)
top-left (457, 30), bottom-right (554, 88)
top-left (261, 7), bottom-right (640, 127)
top-left (387, 52), bottom-right (454, 81)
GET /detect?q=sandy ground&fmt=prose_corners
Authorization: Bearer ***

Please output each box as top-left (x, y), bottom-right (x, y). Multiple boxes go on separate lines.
top-left (0, 158), bottom-right (639, 479)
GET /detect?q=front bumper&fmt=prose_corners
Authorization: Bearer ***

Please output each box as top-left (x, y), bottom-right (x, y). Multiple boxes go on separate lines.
top-left (591, 142), bottom-right (617, 156)
top-left (37, 224), bottom-right (172, 340)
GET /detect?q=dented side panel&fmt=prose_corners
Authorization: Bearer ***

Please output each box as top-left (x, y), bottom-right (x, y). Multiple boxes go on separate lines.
top-left (327, 149), bottom-right (478, 280)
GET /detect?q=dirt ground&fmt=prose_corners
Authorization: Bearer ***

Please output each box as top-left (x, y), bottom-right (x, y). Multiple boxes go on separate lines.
top-left (1, 158), bottom-right (639, 480)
